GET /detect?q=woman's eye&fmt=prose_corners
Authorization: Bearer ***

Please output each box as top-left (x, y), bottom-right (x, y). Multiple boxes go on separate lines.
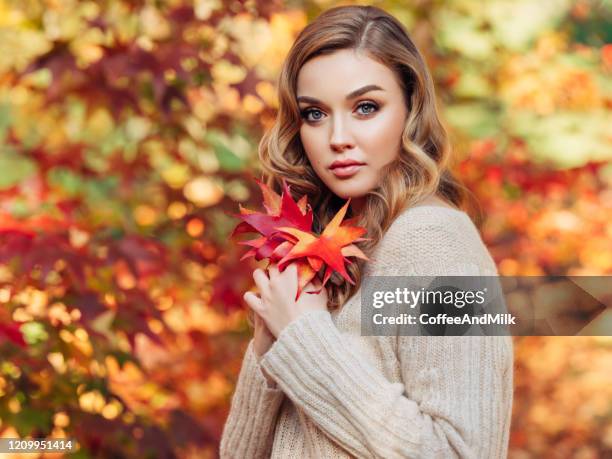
top-left (301, 108), bottom-right (325, 122)
top-left (300, 102), bottom-right (378, 123)
top-left (356, 102), bottom-right (378, 116)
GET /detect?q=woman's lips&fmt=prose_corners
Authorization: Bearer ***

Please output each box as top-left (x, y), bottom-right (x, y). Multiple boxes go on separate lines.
top-left (330, 164), bottom-right (364, 178)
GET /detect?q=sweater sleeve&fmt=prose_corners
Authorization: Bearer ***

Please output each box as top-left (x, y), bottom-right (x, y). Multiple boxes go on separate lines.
top-left (219, 338), bottom-right (286, 459)
top-left (258, 213), bottom-right (514, 458)
top-left (259, 308), bottom-right (512, 459)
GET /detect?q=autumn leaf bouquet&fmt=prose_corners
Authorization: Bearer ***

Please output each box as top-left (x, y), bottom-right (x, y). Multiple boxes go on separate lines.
top-left (230, 179), bottom-right (370, 301)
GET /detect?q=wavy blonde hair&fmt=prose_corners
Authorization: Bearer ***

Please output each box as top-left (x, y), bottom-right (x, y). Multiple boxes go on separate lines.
top-left (258, 5), bottom-right (467, 310)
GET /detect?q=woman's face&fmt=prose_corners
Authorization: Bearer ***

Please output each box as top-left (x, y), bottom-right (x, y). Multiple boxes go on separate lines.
top-left (297, 49), bottom-right (408, 204)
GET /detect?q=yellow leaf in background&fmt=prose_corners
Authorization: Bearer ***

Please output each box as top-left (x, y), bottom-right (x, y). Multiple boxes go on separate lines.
top-left (183, 176), bottom-right (224, 207)
top-left (12, 307), bottom-right (33, 322)
top-left (70, 27), bottom-right (106, 67)
top-left (187, 302), bottom-right (224, 333)
top-left (69, 227), bottom-right (90, 248)
top-left (242, 94), bottom-right (264, 114)
top-left (206, 33), bottom-right (229, 61)
top-left (186, 218), bottom-right (205, 237)
top-left (0, 2), bottom-right (24, 27)
top-left (178, 137), bottom-right (200, 163)
top-left (0, 28), bottom-right (52, 72)
top-left (79, 390), bottom-right (106, 414)
top-left (211, 60), bottom-right (247, 85)
top-left (500, 50), bottom-right (602, 113)
top-left (47, 352), bottom-right (67, 374)
top-left (136, 35), bottom-right (154, 51)
top-left (167, 201), bottom-right (187, 220)
top-left (161, 163), bottom-right (191, 189)
top-left (183, 115), bottom-right (207, 142)
top-left (133, 205), bottom-right (157, 226)
top-left (226, 179), bottom-right (250, 202)
top-left (0, 287), bottom-right (10, 303)
top-left (13, 287), bottom-right (48, 316)
top-left (163, 307), bottom-right (190, 333)
top-left (225, 13), bottom-right (270, 67)
top-left (197, 148), bottom-right (220, 174)
top-left (48, 302), bottom-right (73, 327)
top-left (101, 399), bottom-right (123, 420)
top-left (53, 412), bottom-right (70, 428)
top-left (267, 11), bottom-right (307, 58)
top-left (42, 7), bottom-right (84, 41)
top-left (125, 116), bottom-right (152, 142)
top-left (255, 81), bottom-right (278, 108)
top-left (225, 11), bottom-right (306, 79)
top-left (194, 0), bottom-right (222, 20)
top-left (580, 238), bottom-right (612, 271)
top-left (535, 32), bottom-right (567, 59)
top-left (139, 5), bottom-right (170, 40)
top-left (86, 107), bottom-right (114, 140)
top-left (213, 84), bottom-right (241, 112)
top-left (187, 87), bottom-right (216, 122)
top-left (186, 372), bottom-right (231, 410)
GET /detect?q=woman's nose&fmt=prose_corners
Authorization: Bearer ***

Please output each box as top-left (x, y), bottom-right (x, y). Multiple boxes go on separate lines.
top-left (329, 116), bottom-right (355, 152)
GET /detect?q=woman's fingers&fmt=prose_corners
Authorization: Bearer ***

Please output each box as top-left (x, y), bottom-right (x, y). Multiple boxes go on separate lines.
top-left (243, 291), bottom-right (263, 313)
top-left (253, 311), bottom-right (261, 327)
top-left (268, 263), bottom-right (279, 281)
top-left (252, 268), bottom-right (270, 296)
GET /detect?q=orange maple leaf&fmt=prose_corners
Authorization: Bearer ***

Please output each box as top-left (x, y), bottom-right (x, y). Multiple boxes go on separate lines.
top-left (230, 179), bottom-right (312, 261)
top-left (230, 179), bottom-right (370, 300)
top-left (276, 199), bottom-right (369, 298)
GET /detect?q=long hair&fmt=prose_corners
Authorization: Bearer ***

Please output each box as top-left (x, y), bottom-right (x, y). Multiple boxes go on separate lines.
top-left (258, 5), bottom-right (468, 310)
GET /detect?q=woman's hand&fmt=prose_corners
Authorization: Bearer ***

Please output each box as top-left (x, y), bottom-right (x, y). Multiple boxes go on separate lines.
top-left (251, 310), bottom-right (275, 360)
top-left (243, 262), bottom-right (329, 338)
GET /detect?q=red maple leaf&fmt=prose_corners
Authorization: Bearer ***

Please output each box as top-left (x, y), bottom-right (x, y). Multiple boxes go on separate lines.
top-left (231, 179), bottom-right (370, 300)
top-left (0, 323), bottom-right (27, 348)
top-left (230, 179), bottom-right (312, 262)
top-left (276, 199), bottom-right (369, 298)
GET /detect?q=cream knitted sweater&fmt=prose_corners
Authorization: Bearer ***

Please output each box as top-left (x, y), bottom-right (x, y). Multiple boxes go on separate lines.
top-left (220, 205), bottom-right (514, 459)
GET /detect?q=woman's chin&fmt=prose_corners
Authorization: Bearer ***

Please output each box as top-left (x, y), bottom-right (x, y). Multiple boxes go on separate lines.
top-left (329, 188), bottom-right (370, 201)
top-left (327, 180), bottom-right (369, 197)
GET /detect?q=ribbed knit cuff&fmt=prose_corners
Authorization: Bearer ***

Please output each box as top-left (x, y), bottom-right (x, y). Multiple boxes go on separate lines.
top-left (259, 309), bottom-right (422, 450)
top-left (247, 340), bottom-right (282, 391)
top-left (219, 339), bottom-right (285, 458)
top-left (259, 308), bottom-right (395, 399)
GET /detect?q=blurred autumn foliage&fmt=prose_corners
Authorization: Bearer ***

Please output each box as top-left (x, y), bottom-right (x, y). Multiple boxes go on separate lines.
top-left (0, 0), bottom-right (610, 458)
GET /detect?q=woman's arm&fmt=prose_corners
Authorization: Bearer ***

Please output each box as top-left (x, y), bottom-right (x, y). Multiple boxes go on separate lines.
top-left (258, 308), bottom-right (513, 459)
top-left (219, 338), bottom-right (286, 459)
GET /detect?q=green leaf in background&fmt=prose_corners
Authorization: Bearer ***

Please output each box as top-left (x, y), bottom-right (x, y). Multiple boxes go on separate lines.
top-left (509, 109), bottom-right (612, 168)
top-left (21, 321), bottom-right (49, 345)
top-left (0, 102), bottom-right (11, 141)
top-left (206, 130), bottom-right (252, 172)
top-left (0, 148), bottom-right (37, 189)
top-left (48, 166), bottom-right (84, 196)
top-left (486, 0), bottom-right (571, 51)
top-left (11, 406), bottom-right (53, 437)
top-left (452, 64), bottom-right (494, 99)
top-left (434, 10), bottom-right (495, 60)
top-left (444, 102), bottom-right (502, 138)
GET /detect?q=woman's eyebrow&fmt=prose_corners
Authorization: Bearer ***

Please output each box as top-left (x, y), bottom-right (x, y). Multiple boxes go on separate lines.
top-left (297, 84), bottom-right (384, 104)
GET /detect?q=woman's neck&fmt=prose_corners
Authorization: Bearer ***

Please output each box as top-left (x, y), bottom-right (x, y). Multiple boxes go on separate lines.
top-left (413, 194), bottom-right (456, 210)
top-left (347, 193), bottom-right (455, 219)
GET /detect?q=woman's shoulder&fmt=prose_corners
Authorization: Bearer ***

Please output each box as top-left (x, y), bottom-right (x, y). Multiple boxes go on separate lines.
top-left (368, 202), bottom-right (498, 276)
top-left (390, 202), bottom-right (471, 231)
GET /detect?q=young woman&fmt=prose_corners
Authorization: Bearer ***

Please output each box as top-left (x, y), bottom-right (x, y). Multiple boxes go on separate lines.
top-left (220, 5), bottom-right (513, 458)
